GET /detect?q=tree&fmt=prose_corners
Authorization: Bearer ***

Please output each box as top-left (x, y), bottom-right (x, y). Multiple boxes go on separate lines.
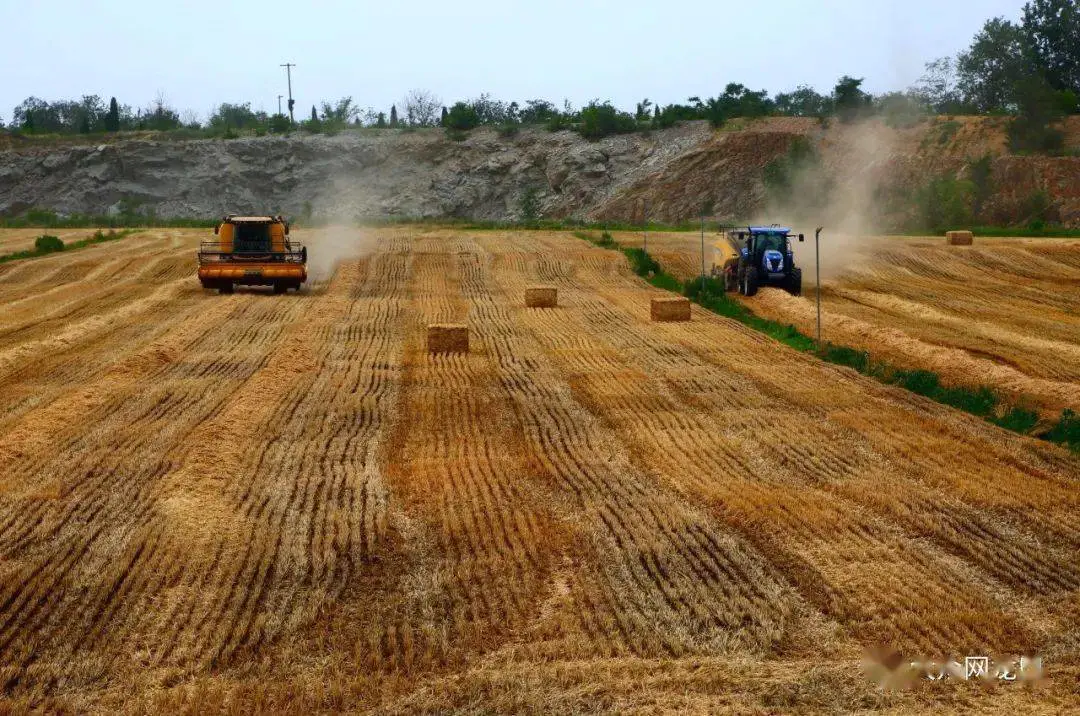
top-left (143, 92), bottom-right (180, 131)
top-left (444, 102), bottom-right (480, 130)
top-left (105, 97), bottom-right (120, 132)
top-left (519, 99), bottom-right (557, 124)
top-left (310, 105), bottom-right (318, 122)
top-left (774, 85), bottom-right (832, 117)
top-left (376, 111), bottom-right (387, 128)
top-left (635, 98), bottom-right (653, 121)
top-left (1022, 0), bottom-right (1080, 94)
top-left (209, 102), bottom-right (265, 131)
top-left (319, 97), bottom-right (358, 126)
top-left (578, 100), bottom-right (636, 140)
top-left (956, 18), bottom-right (1026, 112)
top-left (913, 58), bottom-right (962, 113)
top-left (440, 106), bottom-right (448, 125)
top-left (401, 89), bottom-right (441, 126)
top-left (389, 105), bottom-right (398, 127)
top-left (834, 76), bottom-right (871, 121)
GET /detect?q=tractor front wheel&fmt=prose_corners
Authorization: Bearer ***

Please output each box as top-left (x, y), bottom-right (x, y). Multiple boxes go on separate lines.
top-left (741, 267), bottom-right (759, 297)
top-left (219, 283), bottom-right (235, 295)
top-left (787, 268), bottom-right (803, 296)
top-left (273, 283), bottom-right (288, 295)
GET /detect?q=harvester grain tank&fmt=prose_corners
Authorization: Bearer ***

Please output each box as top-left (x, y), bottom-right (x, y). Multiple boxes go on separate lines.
top-left (198, 215), bottom-right (307, 294)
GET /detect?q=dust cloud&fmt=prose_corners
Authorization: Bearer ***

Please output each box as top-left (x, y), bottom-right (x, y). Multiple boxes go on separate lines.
top-left (294, 173), bottom-right (381, 284)
top-left (304, 225), bottom-right (377, 283)
top-left (759, 121), bottom-right (900, 285)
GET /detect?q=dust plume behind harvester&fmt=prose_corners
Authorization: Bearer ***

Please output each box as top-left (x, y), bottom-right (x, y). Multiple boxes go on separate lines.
top-left (198, 215), bottom-right (307, 294)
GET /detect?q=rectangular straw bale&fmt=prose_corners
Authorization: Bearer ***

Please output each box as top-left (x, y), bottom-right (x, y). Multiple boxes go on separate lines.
top-left (946, 230), bottom-right (974, 246)
top-left (651, 296), bottom-right (691, 322)
top-left (525, 286), bottom-right (558, 308)
top-left (427, 324), bottom-right (469, 353)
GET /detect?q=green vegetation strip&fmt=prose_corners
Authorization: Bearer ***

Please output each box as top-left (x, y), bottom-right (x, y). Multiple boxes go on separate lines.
top-left (573, 230), bottom-right (1079, 453)
top-left (0, 229), bottom-right (140, 264)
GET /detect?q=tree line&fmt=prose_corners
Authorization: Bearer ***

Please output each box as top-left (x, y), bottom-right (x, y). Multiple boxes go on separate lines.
top-left (3, 1), bottom-right (1075, 152)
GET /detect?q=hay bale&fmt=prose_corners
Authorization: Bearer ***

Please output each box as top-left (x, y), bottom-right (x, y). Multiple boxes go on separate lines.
top-left (946, 230), bottom-right (974, 246)
top-left (525, 286), bottom-right (558, 308)
top-left (427, 324), bottom-right (469, 354)
top-left (651, 297), bottom-right (691, 322)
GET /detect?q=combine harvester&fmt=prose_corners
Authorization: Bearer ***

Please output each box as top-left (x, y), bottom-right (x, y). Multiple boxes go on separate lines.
top-left (712, 225), bottom-right (804, 296)
top-left (198, 215), bottom-right (307, 294)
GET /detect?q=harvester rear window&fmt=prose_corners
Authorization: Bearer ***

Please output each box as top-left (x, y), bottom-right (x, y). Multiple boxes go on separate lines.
top-left (234, 223), bottom-right (271, 253)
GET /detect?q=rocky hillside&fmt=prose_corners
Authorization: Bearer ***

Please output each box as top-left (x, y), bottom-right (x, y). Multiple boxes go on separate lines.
top-left (1, 117), bottom-right (1078, 227)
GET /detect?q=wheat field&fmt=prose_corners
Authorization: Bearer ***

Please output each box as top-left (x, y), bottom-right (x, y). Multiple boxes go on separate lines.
top-left (625, 231), bottom-right (1080, 417)
top-left (0, 227), bottom-right (1076, 713)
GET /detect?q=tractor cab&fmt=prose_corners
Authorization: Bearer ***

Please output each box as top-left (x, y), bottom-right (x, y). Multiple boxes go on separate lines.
top-left (717, 225), bottom-right (804, 297)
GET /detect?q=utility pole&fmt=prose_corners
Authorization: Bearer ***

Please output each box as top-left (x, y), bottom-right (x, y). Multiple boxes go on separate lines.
top-left (642, 200), bottom-right (648, 255)
top-left (815, 227), bottom-right (823, 345)
top-left (700, 212), bottom-right (706, 288)
top-left (277, 95), bottom-right (283, 116)
top-left (280, 63), bottom-right (296, 124)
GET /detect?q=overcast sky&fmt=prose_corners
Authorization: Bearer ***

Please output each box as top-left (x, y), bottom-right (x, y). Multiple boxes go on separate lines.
top-left (1, 0), bottom-right (1028, 123)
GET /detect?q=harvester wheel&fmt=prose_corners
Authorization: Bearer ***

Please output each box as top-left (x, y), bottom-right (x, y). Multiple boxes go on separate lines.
top-left (741, 267), bottom-right (759, 297)
top-left (219, 283), bottom-right (234, 295)
top-left (787, 268), bottom-right (803, 296)
top-left (273, 283), bottom-right (288, 295)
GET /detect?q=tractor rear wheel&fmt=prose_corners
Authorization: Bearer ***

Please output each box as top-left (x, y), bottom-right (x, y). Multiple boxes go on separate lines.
top-left (741, 267), bottom-right (759, 297)
top-left (273, 283), bottom-right (288, 295)
top-left (219, 283), bottom-right (235, 295)
top-left (787, 268), bottom-right (803, 296)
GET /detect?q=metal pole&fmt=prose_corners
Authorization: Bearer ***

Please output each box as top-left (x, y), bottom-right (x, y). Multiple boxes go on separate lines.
top-left (700, 213), bottom-right (706, 287)
top-left (277, 95), bottom-right (283, 115)
top-left (643, 200), bottom-right (648, 255)
top-left (815, 227), bottom-right (823, 345)
top-left (281, 63), bottom-right (296, 124)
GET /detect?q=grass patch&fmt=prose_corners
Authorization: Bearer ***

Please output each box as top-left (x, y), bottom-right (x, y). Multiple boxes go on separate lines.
top-left (569, 229), bottom-right (1080, 453)
top-left (0, 228), bottom-right (138, 264)
top-left (0, 210), bottom-right (217, 229)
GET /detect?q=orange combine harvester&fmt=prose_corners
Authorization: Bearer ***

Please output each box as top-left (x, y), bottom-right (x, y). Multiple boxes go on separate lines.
top-left (198, 215), bottom-right (307, 294)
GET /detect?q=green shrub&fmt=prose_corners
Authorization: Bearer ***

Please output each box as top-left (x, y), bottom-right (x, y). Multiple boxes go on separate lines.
top-left (577, 101), bottom-right (637, 140)
top-left (623, 247), bottom-right (661, 277)
top-left (992, 407), bottom-right (1039, 433)
top-left (445, 128), bottom-right (468, 142)
top-left (914, 177), bottom-right (974, 232)
top-left (519, 188), bottom-right (541, 222)
top-left (34, 235), bottom-right (64, 253)
top-left (497, 123), bottom-right (519, 139)
top-left (682, 275), bottom-right (725, 300)
top-left (1046, 409), bottom-right (1080, 450)
top-left (444, 102), bottom-right (480, 131)
top-left (819, 344), bottom-right (871, 373)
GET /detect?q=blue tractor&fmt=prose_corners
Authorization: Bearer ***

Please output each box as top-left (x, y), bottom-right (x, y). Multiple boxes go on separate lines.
top-left (716, 226), bottom-right (805, 297)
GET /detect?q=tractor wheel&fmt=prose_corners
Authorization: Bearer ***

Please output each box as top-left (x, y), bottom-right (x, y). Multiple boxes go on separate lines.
top-left (741, 267), bottom-right (759, 297)
top-left (787, 268), bottom-right (803, 296)
top-left (273, 283), bottom-right (288, 295)
top-left (219, 283), bottom-right (235, 295)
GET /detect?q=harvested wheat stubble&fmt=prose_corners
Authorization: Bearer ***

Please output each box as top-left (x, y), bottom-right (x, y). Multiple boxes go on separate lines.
top-left (427, 323), bottom-right (469, 353)
top-left (651, 296), bottom-right (691, 322)
top-left (946, 230), bottom-right (974, 245)
top-left (525, 286), bottom-right (558, 308)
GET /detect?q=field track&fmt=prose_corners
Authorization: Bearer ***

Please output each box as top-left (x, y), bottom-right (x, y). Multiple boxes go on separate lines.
top-left (0, 228), bottom-right (1077, 713)
top-left (621, 231), bottom-right (1080, 417)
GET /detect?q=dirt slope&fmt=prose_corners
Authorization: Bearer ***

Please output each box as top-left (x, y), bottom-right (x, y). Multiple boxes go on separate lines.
top-left (0, 228), bottom-right (1076, 712)
top-left (2, 116), bottom-right (1079, 226)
